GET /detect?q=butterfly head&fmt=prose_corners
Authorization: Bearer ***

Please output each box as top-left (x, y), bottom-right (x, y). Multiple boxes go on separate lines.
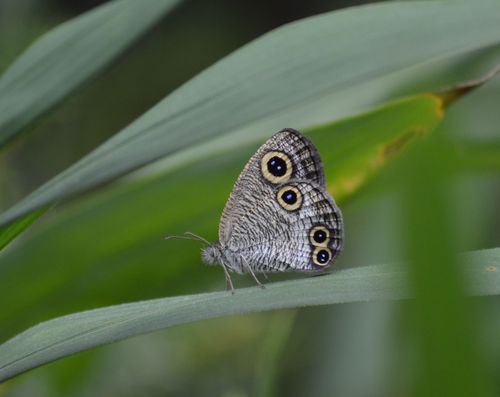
top-left (201, 243), bottom-right (225, 266)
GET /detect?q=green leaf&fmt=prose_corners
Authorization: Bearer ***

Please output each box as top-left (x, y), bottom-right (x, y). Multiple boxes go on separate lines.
top-left (309, 95), bottom-right (443, 202)
top-left (0, 94), bottom-right (444, 339)
top-left (0, 0), bottom-right (181, 147)
top-left (453, 139), bottom-right (500, 172)
top-left (1, 0), bottom-right (500, 229)
top-left (0, 207), bottom-right (48, 251)
top-left (404, 136), bottom-right (494, 397)
top-left (0, 248), bottom-right (499, 383)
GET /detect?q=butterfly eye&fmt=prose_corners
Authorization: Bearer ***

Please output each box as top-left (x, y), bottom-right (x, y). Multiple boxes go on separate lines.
top-left (312, 247), bottom-right (332, 266)
top-left (276, 185), bottom-right (302, 211)
top-left (309, 226), bottom-right (330, 247)
top-left (261, 151), bottom-right (293, 183)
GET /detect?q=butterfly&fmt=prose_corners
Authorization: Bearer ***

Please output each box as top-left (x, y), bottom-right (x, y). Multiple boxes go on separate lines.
top-left (195, 128), bottom-right (344, 292)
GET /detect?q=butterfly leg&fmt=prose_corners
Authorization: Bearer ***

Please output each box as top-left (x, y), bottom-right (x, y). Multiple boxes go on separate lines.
top-left (242, 257), bottom-right (265, 289)
top-left (221, 261), bottom-right (235, 294)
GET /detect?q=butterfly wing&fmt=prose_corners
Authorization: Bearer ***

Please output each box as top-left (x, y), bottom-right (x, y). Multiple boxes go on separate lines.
top-left (236, 180), bottom-right (343, 272)
top-left (219, 128), bottom-right (326, 245)
top-left (218, 128), bottom-right (343, 272)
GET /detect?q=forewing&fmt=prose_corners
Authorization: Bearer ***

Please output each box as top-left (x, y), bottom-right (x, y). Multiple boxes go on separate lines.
top-left (219, 128), bottom-right (325, 243)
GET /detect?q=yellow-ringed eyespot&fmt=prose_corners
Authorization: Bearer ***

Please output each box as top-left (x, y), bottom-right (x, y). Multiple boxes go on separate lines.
top-left (276, 185), bottom-right (302, 211)
top-left (312, 246), bottom-right (332, 267)
top-left (309, 226), bottom-right (330, 247)
top-left (261, 151), bottom-right (293, 184)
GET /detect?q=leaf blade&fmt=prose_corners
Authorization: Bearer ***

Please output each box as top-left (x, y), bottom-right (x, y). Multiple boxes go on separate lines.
top-left (2, 1), bottom-right (500, 228)
top-left (0, 248), bottom-right (499, 383)
top-left (0, 0), bottom-right (181, 147)
top-left (0, 207), bottom-right (49, 252)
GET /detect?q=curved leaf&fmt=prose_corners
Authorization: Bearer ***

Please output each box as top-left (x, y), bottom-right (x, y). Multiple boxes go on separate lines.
top-left (0, 248), bottom-right (499, 383)
top-left (0, 0), bottom-right (181, 147)
top-left (0, 207), bottom-right (48, 251)
top-left (1, 1), bottom-right (500, 228)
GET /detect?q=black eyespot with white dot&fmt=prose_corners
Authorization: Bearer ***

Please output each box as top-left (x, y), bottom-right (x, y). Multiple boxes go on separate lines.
top-left (312, 246), bottom-right (332, 267)
top-left (276, 185), bottom-right (302, 211)
top-left (260, 151), bottom-right (292, 184)
top-left (316, 249), bottom-right (330, 264)
top-left (281, 189), bottom-right (297, 205)
top-left (267, 156), bottom-right (287, 177)
top-left (309, 225), bottom-right (330, 247)
top-left (313, 229), bottom-right (327, 244)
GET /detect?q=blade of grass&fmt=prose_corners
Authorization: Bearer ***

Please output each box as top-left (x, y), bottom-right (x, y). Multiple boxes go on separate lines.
top-left (403, 136), bottom-right (493, 397)
top-left (0, 248), bottom-right (499, 384)
top-left (1, 1), bottom-right (500, 230)
top-left (0, 207), bottom-right (48, 251)
top-left (0, 0), bottom-right (181, 147)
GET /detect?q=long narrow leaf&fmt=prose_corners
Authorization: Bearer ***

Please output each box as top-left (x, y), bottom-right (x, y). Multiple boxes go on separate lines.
top-left (0, 0), bottom-right (181, 147)
top-left (405, 137), bottom-right (492, 396)
top-left (0, 248), bottom-right (499, 383)
top-left (0, 207), bottom-right (48, 251)
top-left (1, 1), bottom-right (500, 229)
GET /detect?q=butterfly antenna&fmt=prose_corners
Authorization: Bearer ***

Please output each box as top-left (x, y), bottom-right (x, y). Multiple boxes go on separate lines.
top-left (164, 232), bottom-right (210, 246)
top-left (183, 232), bottom-right (211, 245)
top-left (164, 235), bottom-right (198, 242)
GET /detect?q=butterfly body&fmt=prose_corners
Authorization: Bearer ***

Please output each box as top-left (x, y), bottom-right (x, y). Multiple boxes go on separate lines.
top-left (201, 128), bottom-right (343, 289)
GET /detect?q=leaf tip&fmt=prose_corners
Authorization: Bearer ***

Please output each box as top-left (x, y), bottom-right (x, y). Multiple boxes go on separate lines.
top-left (436, 65), bottom-right (500, 109)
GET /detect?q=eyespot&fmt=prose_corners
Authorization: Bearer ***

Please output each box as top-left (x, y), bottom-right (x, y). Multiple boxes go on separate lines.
top-left (261, 151), bottom-right (293, 184)
top-left (282, 190), bottom-right (297, 204)
top-left (309, 226), bottom-right (330, 247)
top-left (268, 156), bottom-right (286, 176)
top-left (312, 247), bottom-right (332, 267)
top-left (276, 185), bottom-right (302, 211)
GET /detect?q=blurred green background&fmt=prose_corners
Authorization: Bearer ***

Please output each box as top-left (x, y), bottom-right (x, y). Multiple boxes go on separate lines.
top-left (1, 0), bottom-right (500, 396)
